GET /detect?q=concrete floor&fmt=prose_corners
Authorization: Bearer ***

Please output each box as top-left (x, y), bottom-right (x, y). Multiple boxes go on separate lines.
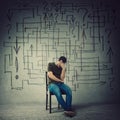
top-left (0, 103), bottom-right (120, 120)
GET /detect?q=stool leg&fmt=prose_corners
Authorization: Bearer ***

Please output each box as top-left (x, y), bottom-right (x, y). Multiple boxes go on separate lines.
top-left (49, 94), bottom-right (52, 113)
top-left (46, 93), bottom-right (48, 110)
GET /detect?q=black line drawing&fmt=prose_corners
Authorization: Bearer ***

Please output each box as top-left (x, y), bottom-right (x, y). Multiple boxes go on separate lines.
top-left (15, 57), bottom-right (18, 72)
top-left (107, 46), bottom-right (113, 63)
top-left (6, 24), bottom-right (12, 34)
top-left (14, 38), bottom-right (21, 54)
top-left (1, 0), bottom-right (117, 91)
top-left (7, 9), bottom-right (13, 22)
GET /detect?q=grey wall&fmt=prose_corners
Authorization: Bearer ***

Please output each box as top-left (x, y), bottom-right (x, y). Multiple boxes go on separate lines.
top-left (0, 0), bottom-right (120, 105)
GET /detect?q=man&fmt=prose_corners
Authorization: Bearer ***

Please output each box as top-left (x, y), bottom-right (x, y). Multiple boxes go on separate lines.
top-left (47, 56), bottom-right (75, 117)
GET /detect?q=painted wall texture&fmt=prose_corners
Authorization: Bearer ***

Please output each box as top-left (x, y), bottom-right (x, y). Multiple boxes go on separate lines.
top-left (0, 0), bottom-right (120, 105)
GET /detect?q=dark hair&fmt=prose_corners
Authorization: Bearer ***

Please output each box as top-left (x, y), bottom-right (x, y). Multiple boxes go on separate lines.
top-left (58, 56), bottom-right (67, 63)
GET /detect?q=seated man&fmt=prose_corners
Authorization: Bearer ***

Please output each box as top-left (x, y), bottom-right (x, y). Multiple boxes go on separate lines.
top-left (47, 56), bottom-right (75, 117)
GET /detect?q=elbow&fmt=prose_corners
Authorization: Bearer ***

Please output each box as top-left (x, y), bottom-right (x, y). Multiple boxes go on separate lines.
top-left (47, 71), bottom-right (53, 79)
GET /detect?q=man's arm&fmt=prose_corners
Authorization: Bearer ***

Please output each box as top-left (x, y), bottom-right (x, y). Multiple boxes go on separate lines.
top-left (48, 71), bottom-right (64, 82)
top-left (60, 63), bottom-right (66, 81)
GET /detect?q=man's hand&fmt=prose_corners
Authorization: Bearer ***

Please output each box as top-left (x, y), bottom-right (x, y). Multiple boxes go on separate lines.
top-left (60, 63), bottom-right (66, 70)
top-left (60, 63), bottom-right (66, 81)
top-left (60, 80), bottom-right (64, 83)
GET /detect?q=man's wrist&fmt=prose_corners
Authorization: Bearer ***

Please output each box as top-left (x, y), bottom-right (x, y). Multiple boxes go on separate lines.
top-left (57, 78), bottom-right (61, 82)
top-left (62, 67), bottom-right (66, 71)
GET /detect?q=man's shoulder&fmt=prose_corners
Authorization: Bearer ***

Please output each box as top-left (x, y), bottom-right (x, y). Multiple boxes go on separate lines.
top-left (48, 62), bottom-right (55, 71)
top-left (48, 62), bottom-right (55, 66)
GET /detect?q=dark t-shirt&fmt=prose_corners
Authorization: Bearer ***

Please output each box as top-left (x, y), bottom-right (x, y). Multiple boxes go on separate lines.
top-left (48, 62), bottom-right (62, 83)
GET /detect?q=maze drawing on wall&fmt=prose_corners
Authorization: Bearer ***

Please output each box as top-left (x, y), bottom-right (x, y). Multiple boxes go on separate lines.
top-left (2, 0), bottom-right (117, 91)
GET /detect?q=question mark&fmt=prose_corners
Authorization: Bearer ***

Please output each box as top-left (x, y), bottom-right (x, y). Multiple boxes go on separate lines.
top-left (7, 24), bottom-right (12, 34)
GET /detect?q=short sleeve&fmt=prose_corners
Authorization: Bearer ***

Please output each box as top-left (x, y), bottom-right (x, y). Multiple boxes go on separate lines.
top-left (48, 63), bottom-right (53, 72)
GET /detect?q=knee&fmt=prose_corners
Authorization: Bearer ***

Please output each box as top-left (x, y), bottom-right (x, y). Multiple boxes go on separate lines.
top-left (56, 91), bottom-right (62, 98)
top-left (66, 87), bottom-right (72, 96)
top-left (49, 84), bottom-right (61, 97)
top-left (69, 89), bottom-right (72, 96)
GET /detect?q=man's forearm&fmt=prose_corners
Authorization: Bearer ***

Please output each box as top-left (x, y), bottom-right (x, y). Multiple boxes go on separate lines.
top-left (48, 72), bottom-right (63, 82)
top-left (60, 68), bottom-right (66, 81)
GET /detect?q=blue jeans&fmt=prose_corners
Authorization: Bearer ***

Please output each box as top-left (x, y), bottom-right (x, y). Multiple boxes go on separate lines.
top-left (48, 82), bottom-right (72, 111)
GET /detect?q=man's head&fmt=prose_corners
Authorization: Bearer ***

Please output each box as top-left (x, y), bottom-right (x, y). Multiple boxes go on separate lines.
top-left (58, 56), bottom-right (67, 63)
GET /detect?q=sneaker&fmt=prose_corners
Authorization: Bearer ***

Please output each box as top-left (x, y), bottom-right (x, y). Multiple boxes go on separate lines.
top-left (64, 110), bottom-right (75, 117)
